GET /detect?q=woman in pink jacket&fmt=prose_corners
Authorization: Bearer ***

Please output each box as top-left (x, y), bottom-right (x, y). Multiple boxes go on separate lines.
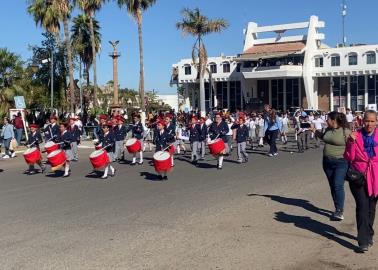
top-left (344, 110), bottom-right (378, 252)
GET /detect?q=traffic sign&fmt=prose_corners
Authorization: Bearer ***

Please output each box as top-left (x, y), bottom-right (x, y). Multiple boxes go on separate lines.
top-left (14, 96), bottom-right (26, 109)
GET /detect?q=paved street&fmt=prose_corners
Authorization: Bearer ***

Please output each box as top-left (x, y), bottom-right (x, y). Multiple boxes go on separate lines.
top-left (0, 140), bottom-right (378, 270)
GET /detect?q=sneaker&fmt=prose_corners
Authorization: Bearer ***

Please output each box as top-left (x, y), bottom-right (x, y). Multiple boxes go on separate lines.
top-left (2, 155), bottom-right (10, 159)
top-left (358, 245), bottom-right (369, 253)
top-left (273, 152), bottom-right (278, 156)
top-left (11, 152), bottom-right (16, 158)
top-left (268, 153), bottom-right (273, 157)
top-left (332, 210), bottom-right (344, 221)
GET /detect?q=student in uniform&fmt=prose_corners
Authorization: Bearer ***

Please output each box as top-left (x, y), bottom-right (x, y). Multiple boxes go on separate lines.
top-left (232, 117), bottom-right (249, 163)
top-left (113, 116), bottom-right (127, 162)
top-left (25, 124), bottom-right (45, 174)
top-left (57, 122), bottom-right (73, 177)
top-left (281, 113), bottom-right (289, 145)
top-left (256, 114), bottom-right (265, 147)
top-left (68, 118), bottom-right (80, 161)
top-left (154, 120), bottom-right (174, 180)
top-left (209, 113), bottom-right (229, 169)
top-left (189, 117), bottom-right (201, 164)
top-left (165, 114), bottom-right (176, 167)
top-left (129, 114), bottom-right (144, 165)
top-left (99, 122), bottom-right (116, 179)
top-left (198, 117), bottom-right (208, 160)
top-left (45, 115), bottom-right (60, 142)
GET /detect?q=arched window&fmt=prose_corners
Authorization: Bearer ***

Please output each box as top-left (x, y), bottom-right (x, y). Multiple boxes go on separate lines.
top-left (330, 54), bottom-right (340, 66)
top-left (366, 51), bottom-right (376, 64)
top-left (222, 62), bottom-right (230, 73)
top-left (314, 56), bottom-right (323, 67)
top-left (209, 62), bottom-right (217, 74)
top-left (348, 52), bottom-right (358, 65)
top-left (184, 64), bottom-right (191, 75)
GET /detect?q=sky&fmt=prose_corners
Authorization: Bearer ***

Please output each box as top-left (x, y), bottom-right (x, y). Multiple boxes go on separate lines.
top-left (1, 0), bottom-right (378, 94)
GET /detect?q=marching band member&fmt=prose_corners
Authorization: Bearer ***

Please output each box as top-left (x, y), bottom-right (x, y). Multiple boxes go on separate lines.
top-left (209, 113), bottom-right (229, 170)
top-left (198, 117), bottom-right (208, 160)
top-left (58, 122), bottom-right (73, 177)
top-left (189, 117), bottom-right (200, 164)
top-left (68, 118), bottom-right (80, 161)
top-left (232, 117), bottom-right (249, 163)
top-left (113, 116), bottom-right (127, 162)
top-left (165, 114), bottom-right (176, 167)
top-left (175, 121), bottom-right (187, 155)
top-left (96, 114), bottom-right (108, 142)
top-left (129, 114), bottom-right (144, 165)
top-left (99, 122), bottom-right (116, 179)
top-left (45, 115), bottom-right (59, 142)
top-left (154, 120), bottom-right (174, 180)
top-left (25, 124), bottom-right (45, 174)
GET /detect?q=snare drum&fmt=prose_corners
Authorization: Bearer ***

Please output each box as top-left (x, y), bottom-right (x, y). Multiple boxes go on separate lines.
top-left (47, 150), bottom-right (67, 171)
top-left (23, 147), bottom-right (42, 165)
top-left (208, 139), bottom-right (225, 156)
top-left (125, 138), bottom-right (142, 153)
top-left (153, 151), bottom-right (171, 173)
top-left (89, 150), bottom-right (110, 170)
top-left (45, 141), bottom-right (59, 154)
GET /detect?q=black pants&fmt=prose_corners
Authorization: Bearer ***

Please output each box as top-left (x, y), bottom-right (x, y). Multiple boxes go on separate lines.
top-left (266, 130), bottom-right (278, 154)
top-left (349, 182), bottom-right (378, 246)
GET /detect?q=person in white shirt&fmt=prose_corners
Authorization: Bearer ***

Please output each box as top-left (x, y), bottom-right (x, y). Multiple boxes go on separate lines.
top-left (312, 114), bottom-right (325, 148)
top-left (225, 117), bottom-right (234, 155)
top-left (256, 114), bottom-right (265, 147)
top-left (248, 114), bottom-right (257, 149)
top-left (345, 108), bottom-right (354, 130)
top-left (281, 113), bottom-right (289, 144)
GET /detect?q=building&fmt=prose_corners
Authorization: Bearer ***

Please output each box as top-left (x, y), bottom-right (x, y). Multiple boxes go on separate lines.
top-left (171, 15), bottom-right (378, 112)
top-left (156, 94), bottom-right (183, 112)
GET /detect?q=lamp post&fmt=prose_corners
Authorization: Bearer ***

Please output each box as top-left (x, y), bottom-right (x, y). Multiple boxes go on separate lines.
top-left (109, 41), bottom-right (121, 110)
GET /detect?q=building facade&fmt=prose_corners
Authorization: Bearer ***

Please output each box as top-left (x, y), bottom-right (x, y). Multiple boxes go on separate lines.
top-left (171, 15), bottom-right (378, 112)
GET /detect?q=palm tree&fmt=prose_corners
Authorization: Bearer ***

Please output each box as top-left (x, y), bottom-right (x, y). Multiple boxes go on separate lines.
top-left (116, 0), bottom-right (156, 121)
top-left (176, 8), bottom-right (228, 116)
top-left (71, 14), bottom-right (101, 86)
top-left (74, 0), bottom-right (105, 107)
top-left (27, 0), bottom-right (76, 113)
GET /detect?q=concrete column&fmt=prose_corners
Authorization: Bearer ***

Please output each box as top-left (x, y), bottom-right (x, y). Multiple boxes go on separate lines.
top-left (347, 76), bottom-right (351, 109)
top-left (298, 78), bottom-right (302, 107)
top-left (330, 77), bottom-right (334, 111)
top-left (184, 84), bottom-right (191, 110)
top-left (227, 80), bottom-right (230, 109)
top-left (365, 75), bottom-right (369, 109)
top-left (252, 79), bottom-right (257, 98)
top-left (283, 78), bottom-right (287, 111)
top-left (313, 77), bottom-right (318, 109)
top-left (268, 79), bottom-right (272, 106)
top-left (213, 81), bottom-right (218, 108)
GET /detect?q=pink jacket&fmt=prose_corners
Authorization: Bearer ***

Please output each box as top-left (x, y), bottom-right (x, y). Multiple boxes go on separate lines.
top-left (344, 128), bottom-right (378, 197)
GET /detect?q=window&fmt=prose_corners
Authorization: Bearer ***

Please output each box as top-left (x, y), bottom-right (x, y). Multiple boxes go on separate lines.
top-left (349, 53), bottom-right (358, 65)
top-left (209, 63), bottom-right (217, 74)
top-left (331, 55), bottom-right (340, 66)
top-left (236, 63), bottom-right (241, 72)
top-left (222, 62), bottom-right (230, 73)
top-left (314, 57), bottom-right (323, 67)
top-left (367, 52), bottom-right (376, 64)
top-left (184, 65), bottom-right (191, 75)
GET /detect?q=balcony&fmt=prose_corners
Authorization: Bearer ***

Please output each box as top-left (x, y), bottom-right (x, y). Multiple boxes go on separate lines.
top-left (241, 64), bottom-right (303, 79)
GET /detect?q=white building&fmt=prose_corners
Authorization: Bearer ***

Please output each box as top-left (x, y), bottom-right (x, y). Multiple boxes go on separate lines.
top-left (171, 15), bottom-right (378, 112)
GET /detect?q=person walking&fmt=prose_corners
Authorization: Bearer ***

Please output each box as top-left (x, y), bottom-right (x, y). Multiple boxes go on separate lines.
top-left (264, 110), bottom-right (283, 157)
top-left (1, 117), bottom-right (16, 159)
top-left (317, 111), bottom-right (350, 221)
top-left (13, 112), bottom-right (24, 145)
top-left (344, 110), bottom-right (378, 252)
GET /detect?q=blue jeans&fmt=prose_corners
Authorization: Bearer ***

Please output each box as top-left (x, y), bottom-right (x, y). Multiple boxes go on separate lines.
top-left (322, 156), bottom-right (348, 211)
top-left (15, 128), bottom-right (23, 145)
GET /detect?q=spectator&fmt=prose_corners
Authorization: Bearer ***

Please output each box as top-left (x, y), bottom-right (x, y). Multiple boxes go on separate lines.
top-left (1, 117), bottom-right (16, 159)
top-left (13, 112), bottom-right (24, 145)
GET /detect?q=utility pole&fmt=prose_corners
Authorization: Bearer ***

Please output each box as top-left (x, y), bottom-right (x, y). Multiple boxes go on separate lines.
top-left (342, 0), bottom-right (347, 46)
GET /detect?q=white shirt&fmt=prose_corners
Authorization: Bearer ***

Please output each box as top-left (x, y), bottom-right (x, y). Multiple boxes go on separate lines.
top-left (227, 123), bottom-right (233, 136)
top-left (312, 118), bottom-right (324, 130)
top-left (282, 117), bottom-right (289, 125)
top-left (346, 113), bottom-right (354, 123)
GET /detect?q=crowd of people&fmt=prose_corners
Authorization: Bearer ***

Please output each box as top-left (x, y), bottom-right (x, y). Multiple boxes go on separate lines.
top-left (1, 105), bottom-right (378, 252)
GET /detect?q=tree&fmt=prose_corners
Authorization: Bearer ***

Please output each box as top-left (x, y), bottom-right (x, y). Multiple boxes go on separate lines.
top-left (116, 0), bottom-right (156, 121)
top-left (74, 0), bottom-right (105, 107)
top-left (27, 0), bottom-right (76, 113)
top-left (71, 14), bottom-right (101, 87)
top-left (176, 7), bottom-right (228, 116)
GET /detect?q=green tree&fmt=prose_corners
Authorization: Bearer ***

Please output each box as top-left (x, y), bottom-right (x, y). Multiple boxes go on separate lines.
top-left (71, 14), bottom-right (101, 87)
top-left (74, 0), bottom-right (105, 107)
top-left (116, 0), bottom-right (156, 120)
top-left (176, 7), bottom-right (228, 116)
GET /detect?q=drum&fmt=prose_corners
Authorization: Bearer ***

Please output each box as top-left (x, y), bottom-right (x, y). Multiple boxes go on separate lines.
top-left (95, 143), bottom-right (102, 151)
top-left (125, 138), bottom-right (142, 153)
top-left (89, 150), bottom-right (110, 170)
top-left (23, 147), bottom-right (42, 165)
top-left (45, 141), bottom-right (59, 154)
top-left (168, 145), bottom-right (175, 155)
top-left (47, 150), bottom-right (67, 171)
top-left (153, 151), bottom-right (171, 173)
top-left (208, 139), bottom-right (225, 156)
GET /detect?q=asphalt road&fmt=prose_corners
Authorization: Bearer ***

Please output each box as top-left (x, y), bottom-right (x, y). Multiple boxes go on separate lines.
top-left (0, 140), bottom-right (377, 270)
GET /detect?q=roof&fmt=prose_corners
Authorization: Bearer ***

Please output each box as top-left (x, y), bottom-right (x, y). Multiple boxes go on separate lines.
top-left (242, 41), bottom-right (306, 59)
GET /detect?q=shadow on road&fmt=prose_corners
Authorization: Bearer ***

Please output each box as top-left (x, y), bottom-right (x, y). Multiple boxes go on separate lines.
top-left (140, 171), bottom-right (162, 181)
top-left (274, 211), bottom-right (358, 251)
top-left (247, 194), bottom-right (333, 218)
